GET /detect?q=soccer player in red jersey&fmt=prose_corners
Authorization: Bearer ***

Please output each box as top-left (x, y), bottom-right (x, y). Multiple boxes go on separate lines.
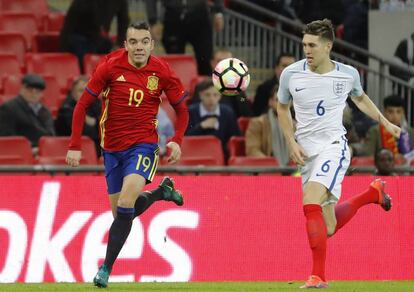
top-left (66, 22), bottom-right (189, 288)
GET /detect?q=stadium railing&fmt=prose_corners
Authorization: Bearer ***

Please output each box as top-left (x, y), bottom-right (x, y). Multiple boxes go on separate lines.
top-left (0, 165), bottom-right (413, 176)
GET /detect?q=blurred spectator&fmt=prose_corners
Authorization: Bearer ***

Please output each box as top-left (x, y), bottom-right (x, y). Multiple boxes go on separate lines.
top-left (293, 0), bottom-right (345, 26)
top-left (364, 95), bottom-right (414, 164)
top-left (343, 103), bottom-right (364, 156)
top-left (145, 0), bottom-right (224, 76)
top-left (157, 107), bottom-right (175, 156)
top-left (186, 78), bottom-right (240, 159)
top-left (231, 0), bottom-right (297, 21)
top-left (55, 76), bottom-right (101, 156)
top-left (0, 74), bottom-right (55, 151)
top-left (342, 0), bottom-right (368, 63)
top-left (210, 48), bottom-right (252, 117)
top-left (246, 88), bottom-right (290, 166)
top-left (252, 52), bottom-right (295, 116)
top-left (60, 0), bottom-right (129, 71)
top-left (389, 32), bottom-right (414, 86)
top-left (375, 148), bottom-right (396, 176)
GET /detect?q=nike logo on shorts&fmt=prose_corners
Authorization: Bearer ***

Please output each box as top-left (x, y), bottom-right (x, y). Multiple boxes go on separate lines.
top-left (295, 87), bottom-right (306, 92)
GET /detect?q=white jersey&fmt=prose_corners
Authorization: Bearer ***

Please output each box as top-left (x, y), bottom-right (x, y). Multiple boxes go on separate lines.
top-left (277, 59), bottom-right (364, 156)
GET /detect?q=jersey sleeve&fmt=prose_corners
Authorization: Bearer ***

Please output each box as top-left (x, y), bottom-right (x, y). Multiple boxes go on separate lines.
top-left (68, 60), bottom-right (110, 151)
top-left (277, 68), bottom-right (292, 104)
top-left (162, 64), bottom-right (189, 146)
top-left (163, 64), bottom-right (187, 106)
top-left (349, 66), bottom-right (364, 97)
top-left (86, 60), bottom-right (111, 96)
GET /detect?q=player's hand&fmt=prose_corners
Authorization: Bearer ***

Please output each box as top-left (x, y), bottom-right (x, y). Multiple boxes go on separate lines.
top-left (383, 120), bottom-right (401, 139)
top-left (66, 150), bottom-right (82, 167)
top-left (201, 117), bottom-right (218, 129)
top-left (166, 142), bottom-right (181, 164)
top-left (288, 141), bottom-right (308, 166)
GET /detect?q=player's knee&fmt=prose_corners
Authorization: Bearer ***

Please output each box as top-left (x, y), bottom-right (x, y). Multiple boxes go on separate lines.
top-left (303, 193), bottom-right (324, 205)
top-left (117, 197), bottom-right (135, 208)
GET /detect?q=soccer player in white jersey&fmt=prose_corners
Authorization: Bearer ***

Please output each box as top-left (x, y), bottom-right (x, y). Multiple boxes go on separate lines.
top-left (276, 19), bottom-right (401, 289)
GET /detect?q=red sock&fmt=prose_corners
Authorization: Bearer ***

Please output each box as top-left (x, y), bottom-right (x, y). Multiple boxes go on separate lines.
top-left (335, 184), bottom-right (379, 233)
top-left (303, 204), bottom-right (327, 281)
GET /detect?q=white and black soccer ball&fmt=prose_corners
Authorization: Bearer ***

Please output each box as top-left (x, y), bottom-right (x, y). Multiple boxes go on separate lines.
top-left (212, 57), bottom-right (250, 96)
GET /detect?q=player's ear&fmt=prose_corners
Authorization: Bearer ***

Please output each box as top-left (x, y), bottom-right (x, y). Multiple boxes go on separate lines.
top-left (124, 40), bottom-right (128, 51)
top-left (326, 41), bottom-right (333, 52)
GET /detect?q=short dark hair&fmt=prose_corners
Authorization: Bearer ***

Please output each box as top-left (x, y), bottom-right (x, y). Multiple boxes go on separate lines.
top-left (274, 52), bottom-right (295, 67)
top-left (71, 75), bottom-right (89, 90)
top-left (383, 95), bottom-right (404, 108)
top-left (128, 21), bottom-right (150, 31)
top-left (195, 78), bottom-right (214, 93)
top-left (303, 19), bottom-right (335, 42)
top-left (126, 21), bottom-right (150, 38)
top-left (22, 74), bottom-right (46, 90)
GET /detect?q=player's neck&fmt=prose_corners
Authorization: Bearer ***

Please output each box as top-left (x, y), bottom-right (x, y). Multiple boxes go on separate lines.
top-left (128, 57), bottom-right (147, 69)
top-left (310, 59), bottom-right (335, 74)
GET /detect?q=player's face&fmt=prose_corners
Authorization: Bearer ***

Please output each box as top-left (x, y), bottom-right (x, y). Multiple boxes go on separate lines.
top-left (384, 106), bottom-right (404, 126)
top-left (376, 150), bottom-right (394, 175)
top-left (302, 34), bottom-right (331, 69)
top-left (199, 85), bottom-right (221, 111)
top-left (21, 86), bottom-right (43, 104)
top-left (125, 28), bottom-right (154, 68)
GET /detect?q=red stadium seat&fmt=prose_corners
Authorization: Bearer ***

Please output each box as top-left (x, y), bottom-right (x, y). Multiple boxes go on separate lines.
top-left (0, 136), bottom-right (34, 164)
top-left (2, 74), bottom-right (22, 96)
top-left (228, 156), bottom-right (280, 176)
top-left (0, 33), bottom-right (27, 68)
top-left (228, 136), bottom-right (246, 157)
top-left (237, 117), bottom-right (250, 135)
top-left (158, 54), bottom-right (199, 92)
top-left (43, 12), bottom-right (65, 32)
top-left (0, 54), bottom-right (21, 77)
top-left (0, 0), bottom-right (48, 25)
top-left (0, 12), bottom-right (38, 49)
top-left (38, 136), bottom-right (98, 165)
top-left (41, 75), bottom-right (65, 118)
top-left (179, 135), bottom-right (224, 166)
top-left (25, 53), bottom-right (80, 92)
top-left (351, 156), bottom-right (375, 166)
top-left (160, 96), bottom-right (177, 125)
top-left (228, 156), bottom-right (279, 166)
top-left (83, 54), bottom-right (105, 76)
top-left (32, 32), bottom-right (60, 52)
top-left (0, 94), bottom-right (14, 104)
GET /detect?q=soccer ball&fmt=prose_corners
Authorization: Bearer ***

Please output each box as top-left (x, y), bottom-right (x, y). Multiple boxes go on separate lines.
top-left (212, 58), bottom-right (250, 96)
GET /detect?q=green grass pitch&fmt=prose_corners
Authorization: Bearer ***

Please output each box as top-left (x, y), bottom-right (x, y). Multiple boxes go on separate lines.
top-left (1, 281), bottom-right (414, 291)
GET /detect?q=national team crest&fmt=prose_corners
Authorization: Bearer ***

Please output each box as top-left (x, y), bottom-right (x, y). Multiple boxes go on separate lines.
top-left (333, 80), bottom-right (346, 96)
top-left (147, 76), bottom-right (159, 91)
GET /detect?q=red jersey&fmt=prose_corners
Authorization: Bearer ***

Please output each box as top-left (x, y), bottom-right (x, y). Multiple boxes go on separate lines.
top-left (69, 49), bottom-right (188, 151)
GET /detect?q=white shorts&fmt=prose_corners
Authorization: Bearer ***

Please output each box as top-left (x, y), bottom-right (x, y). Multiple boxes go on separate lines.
top-left (300, 136), bottom-right (351, 204)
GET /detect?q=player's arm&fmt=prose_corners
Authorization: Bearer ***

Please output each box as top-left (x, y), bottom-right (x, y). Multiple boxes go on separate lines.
top-left (349, 66), bottom-right (401, 138)
top-left (276, 67), bottom-right (307, 165)
top-left (66, 63), bottom-right (108, 167)
top-left (351, 93), bottom-right (401, 139)
top-left (166, 93), bottom-right (189, 164)
top-left (163, 63), bottom-right (190, 164)
top-left (66, 90), bottom-right (99, 166)
top-left (277, 101), bottom-right (307, 166)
